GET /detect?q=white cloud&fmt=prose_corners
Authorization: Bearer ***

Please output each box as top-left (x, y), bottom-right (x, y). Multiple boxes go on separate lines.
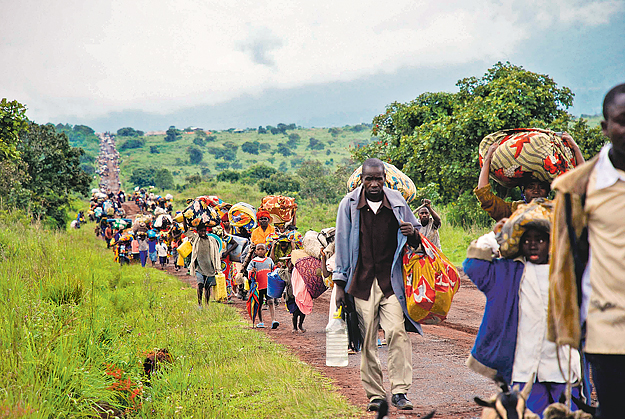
top-left (0, 0), bottom-right (621, 122)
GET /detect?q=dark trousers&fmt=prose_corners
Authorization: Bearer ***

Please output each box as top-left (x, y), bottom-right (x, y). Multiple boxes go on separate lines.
top-left (587, 353), bottom-right (625, 419)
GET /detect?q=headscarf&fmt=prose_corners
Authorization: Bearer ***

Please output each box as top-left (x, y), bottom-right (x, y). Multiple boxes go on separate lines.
top-left (496, 198), bottom-right (553, 258)
top-left (256, 210), bottom-right (271, 220)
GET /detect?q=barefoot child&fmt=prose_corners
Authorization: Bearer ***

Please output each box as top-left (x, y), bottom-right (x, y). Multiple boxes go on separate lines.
top-left (463, 200), bottom-right (584, 417)
top-left (247, 243), bottom-right (278, 329)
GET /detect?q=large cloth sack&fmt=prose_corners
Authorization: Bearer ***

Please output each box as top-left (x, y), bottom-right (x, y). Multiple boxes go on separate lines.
top-left (182, 197), bottom-right (220, 227)
top-left (267, 270), bottom-right (286, 299)
top-left (497, 198), bottom-right (553, 258)
top-left (259, 195), bottom-right (298, 223)
top-left (403, 236), bottom-right (460, 324)
top-left (347, 162), bottom-right (417, 203)
top-left (215, 272), bottom-right (228, 301)
top-left (478, 128), bottom-right (578, 188)
top-left (229, 202), bottom-right (257, 230)
top-left (294, 256), bottom-right (327, 299)
top-left (302, 230), bottom-right (323, 258)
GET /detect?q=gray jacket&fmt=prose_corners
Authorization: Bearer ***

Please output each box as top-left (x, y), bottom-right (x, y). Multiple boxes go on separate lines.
top-left (332, 186), bottom-right (423, 334)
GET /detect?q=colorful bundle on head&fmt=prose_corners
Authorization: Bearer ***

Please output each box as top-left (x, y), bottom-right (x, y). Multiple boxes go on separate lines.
top-left (497, 198), bottom-right (553, 258)
top-left (215, 202), bottom-right (232, 219)
top-left (182, 198), bottom-right (221, 227)
top-left (197, 195), bottom-right (222, 207)
top-left (287, 230), bottom-right (303, 249)
top-left (229, 202), bottom-right (257, 229)
top-left (347, 162), bottom-right (417, 203)
top-left (478, 128), bottom-right (579, 188)
top-left (258, 195), bottom-right (298, 223)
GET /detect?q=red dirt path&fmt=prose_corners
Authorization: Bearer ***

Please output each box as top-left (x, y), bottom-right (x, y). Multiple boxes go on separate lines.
top-left (123, 201), bottom-right (495, 418)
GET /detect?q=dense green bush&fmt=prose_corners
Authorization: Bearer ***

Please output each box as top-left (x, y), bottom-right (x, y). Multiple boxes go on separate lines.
top-left (445, 191), bottom-right (493, 228)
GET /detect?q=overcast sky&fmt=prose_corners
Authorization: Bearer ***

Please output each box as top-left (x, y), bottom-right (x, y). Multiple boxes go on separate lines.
top-left (2, 0), bottom-right (623, 132)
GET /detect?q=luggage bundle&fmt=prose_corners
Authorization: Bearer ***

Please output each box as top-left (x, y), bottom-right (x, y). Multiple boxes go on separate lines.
top-left (478, 128), bottom-right (579, 188)
top-left (497, 198), bottom-right (553, 258)
top-left (302, 227), bottom-right (336, 259)
top-left (153, 214), bottom-right (173, 230)
top-left (181, 196), bottom-right (221, 228)
top-left (347, 161), bottom-right (417, 203)
top-left (258, 195), bottom-right (297, 223)
top-left (228, 202), bottom-right (257, 229)
top-left (402, 235), bottom-right (460, 325)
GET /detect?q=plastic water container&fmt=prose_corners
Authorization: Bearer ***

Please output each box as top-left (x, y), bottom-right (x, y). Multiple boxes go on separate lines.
top-left (326, 307), bottom-right (349, 367)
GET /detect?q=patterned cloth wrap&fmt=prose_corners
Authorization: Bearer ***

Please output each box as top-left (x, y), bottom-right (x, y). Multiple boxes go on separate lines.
top-left (229, 202), bottom-right (257, 230)
top-left (259, 195), bottom-right (298, 222)
top-left (497, 198), bottom-right (553, 258)
top-left (478, 128), bottom-right (578, 188)
top-left (294, 256), bottom-right (327, 299)
top-left (287, 230), bottom-right (303, 249)
top-left (214, 202), bottom-right (232, 219)
top-left (182, 197), bottom-right (221, 227)
top-left (403, 235), bottom-right (460, 325)
top-left (347, 161), bottom-right (417, 204)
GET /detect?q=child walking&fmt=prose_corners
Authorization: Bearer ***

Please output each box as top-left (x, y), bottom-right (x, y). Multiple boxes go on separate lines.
top-left (463, 200), bottom-right (583, 418)
top-left (247, 243), bottom-right (278, 329)
top-left (279, 255), bottom-right (306, 333)
top-left (155, 237), bottom-right (168, 269)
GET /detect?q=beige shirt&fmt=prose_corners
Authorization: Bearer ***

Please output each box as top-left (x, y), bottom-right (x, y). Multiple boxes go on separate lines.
top-left (419, 218), bottom-right (441, 250)
top-left (584, 145), bottom-right (625, 354)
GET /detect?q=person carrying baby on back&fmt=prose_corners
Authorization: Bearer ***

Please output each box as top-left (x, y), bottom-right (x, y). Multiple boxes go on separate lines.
top-left (463, 199), bottom-right (585, 418)
top-left (247, 243), bottom-right (278, 329)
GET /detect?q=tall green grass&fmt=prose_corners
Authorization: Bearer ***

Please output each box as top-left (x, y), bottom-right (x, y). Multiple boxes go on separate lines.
top-left (0, 210), bottom-right (357, 418)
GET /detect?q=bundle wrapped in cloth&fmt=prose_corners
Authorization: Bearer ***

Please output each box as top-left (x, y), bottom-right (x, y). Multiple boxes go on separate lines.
top-left (497, 198), bottom-right (553, 258)
top-left (181, 197), bottom-right (221, 228)
top-left (347, 161), bottom-right (417, 203)
top-left (258, 195), bottom-right (298, 223)
top-left (403, 235), bottom-right (460, 325)
top-left (478, 128), bottom-right (579, 188)
top-left (228, 202), bottom-right (257, 229)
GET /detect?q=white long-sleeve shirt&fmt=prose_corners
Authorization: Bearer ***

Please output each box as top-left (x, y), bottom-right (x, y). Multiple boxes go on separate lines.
top-left (512, 262), bottom-right (581, 383)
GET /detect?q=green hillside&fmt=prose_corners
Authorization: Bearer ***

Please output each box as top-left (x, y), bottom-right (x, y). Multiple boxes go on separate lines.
top-left (113, 124), bottom-right (374, 185)
top-left (580, 113), bottom-right (602, 128)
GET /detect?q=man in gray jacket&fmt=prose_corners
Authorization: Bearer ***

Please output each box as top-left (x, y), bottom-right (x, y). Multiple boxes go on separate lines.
top-left (333, 158), bottom-right (422, 412)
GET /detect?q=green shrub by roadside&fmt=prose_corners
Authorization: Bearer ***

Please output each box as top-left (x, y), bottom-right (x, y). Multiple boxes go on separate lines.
top-left (0, 211), bottom-right (357, 418)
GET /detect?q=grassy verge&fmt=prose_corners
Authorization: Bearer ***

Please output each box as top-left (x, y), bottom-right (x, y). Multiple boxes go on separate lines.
top-left (0, 210), bottom-right (358, 418)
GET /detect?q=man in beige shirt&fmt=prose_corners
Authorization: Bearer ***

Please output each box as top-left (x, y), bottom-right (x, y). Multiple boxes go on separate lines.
top-left (413, 199), bottom-right (441, 249)
top-left (549, 83), bottom-right (625, 419)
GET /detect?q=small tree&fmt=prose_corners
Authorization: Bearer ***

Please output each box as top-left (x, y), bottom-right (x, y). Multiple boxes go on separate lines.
top-left (154, 168), bottom-right (174, 189)
top-left (150, 145), bottom-right (160, 154)
top-left (241, 141), bottom-right (260, 155)
top-left (257, 126), bottom-right (267, 134)
top-left (258, 173), bottom-right (301, 194)
top-left (307, 138), bottom-right (325, 150)
top-left (217, 170), bottom-right (240, 182)
top-left (187, 146), bottom-right (203, 164)
top-left (165, 126), bottom-right (181, 142)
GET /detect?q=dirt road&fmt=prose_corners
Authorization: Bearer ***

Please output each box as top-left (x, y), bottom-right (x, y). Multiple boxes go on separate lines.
top-left (122, 200), bottom-right (494, 418)
top-left (166, 264), bottom-right (494, 418)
